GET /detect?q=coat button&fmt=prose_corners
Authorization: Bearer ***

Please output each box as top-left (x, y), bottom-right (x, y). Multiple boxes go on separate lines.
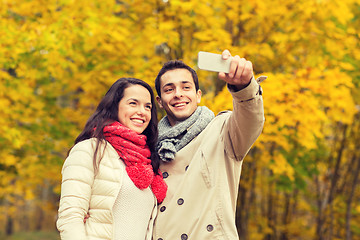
top-left (181, 233), bottom-right (188, 240)
top-left (207, 224), bottom-right (214, 232)
top-left (162, 172), bottom-right (169, 178)
top-left (185, 165), bottom-right (189, 171)
top-left (177, 198), bottom-right (184, 205)
top-left (160, 206), bottom-right (166, 212)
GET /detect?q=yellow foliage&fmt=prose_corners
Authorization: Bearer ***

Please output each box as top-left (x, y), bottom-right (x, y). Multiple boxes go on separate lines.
top-left (282, 218), bottom-right (314, 238)
top-left (269, 153), bottom-right (295, 181)
top-left (0, 0), bottom-right (359, 237)
top-left (1, 155), bottom-right (17, 166)
top-left (356, 205), bottom-right (360, 213)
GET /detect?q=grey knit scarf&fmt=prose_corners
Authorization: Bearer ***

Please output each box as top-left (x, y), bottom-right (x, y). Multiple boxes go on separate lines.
top-left (157, 106), bottom-right (215, 162)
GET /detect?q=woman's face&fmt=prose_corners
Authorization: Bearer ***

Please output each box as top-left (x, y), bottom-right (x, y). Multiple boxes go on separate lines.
top-left (117, 84), bottom-right (152, 134)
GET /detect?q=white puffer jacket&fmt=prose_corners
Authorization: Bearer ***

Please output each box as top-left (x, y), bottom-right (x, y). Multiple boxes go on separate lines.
top-left (56, 138), bottom-right (157, 240)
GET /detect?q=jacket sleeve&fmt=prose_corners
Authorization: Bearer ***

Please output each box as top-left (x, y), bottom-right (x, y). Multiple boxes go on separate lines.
top-left (223, 76), bottom-right (265, 161)
top-left (56, 140), bottom-right (96, 240)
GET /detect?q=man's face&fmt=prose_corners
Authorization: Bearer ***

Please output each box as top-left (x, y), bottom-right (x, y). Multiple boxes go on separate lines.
top-left (156, 69), bottom-right (201, 126)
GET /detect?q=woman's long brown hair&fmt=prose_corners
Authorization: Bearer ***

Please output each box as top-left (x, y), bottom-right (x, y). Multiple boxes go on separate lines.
top-left (73, 78), bottom-right (160, 175)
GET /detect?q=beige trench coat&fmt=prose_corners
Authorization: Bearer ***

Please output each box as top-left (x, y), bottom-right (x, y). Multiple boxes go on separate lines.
top-left (152, 77), bottom-right (265, 240)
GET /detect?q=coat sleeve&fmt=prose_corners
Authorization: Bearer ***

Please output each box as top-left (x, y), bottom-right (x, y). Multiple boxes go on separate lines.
top-left (223, 76), bottom-right (265, 161)
top-left (56, 140), bottom-right (96, 240)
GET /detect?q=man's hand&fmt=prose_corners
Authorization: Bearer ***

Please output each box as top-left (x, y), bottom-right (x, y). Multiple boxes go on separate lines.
top-left (218, 49), bottom-right (253, 91)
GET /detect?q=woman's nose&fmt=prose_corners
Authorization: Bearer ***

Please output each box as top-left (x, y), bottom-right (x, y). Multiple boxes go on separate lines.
top-left (137, 108), bottom-right (144, 115)
top-left (136, 106), bottom-right (147, 115)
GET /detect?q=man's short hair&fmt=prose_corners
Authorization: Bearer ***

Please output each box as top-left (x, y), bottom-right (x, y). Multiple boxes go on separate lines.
top-left (155, 60), bottom-right (199, 97)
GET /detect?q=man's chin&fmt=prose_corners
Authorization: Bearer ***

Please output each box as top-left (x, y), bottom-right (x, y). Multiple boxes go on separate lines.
top-left (173, 113), bottom-right (192, 122)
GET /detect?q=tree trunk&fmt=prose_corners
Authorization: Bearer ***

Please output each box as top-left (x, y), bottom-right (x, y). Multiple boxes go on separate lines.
top-left (280, 193), bottom-right (290, 240)
top-left (315, 174), bottom-right (325, 240)
top-left (346, 155), bottom-right (360, 240)
top-left (6, 216), bottom-right (13, 236)
top-left (237, 184), bottom-right (248, 240)
top-left (265, 180), bottom-right (276, 240)
top-left (328, 124), bottom-right (347, 205)
top-left (237, 158), bottom-right (258, 240)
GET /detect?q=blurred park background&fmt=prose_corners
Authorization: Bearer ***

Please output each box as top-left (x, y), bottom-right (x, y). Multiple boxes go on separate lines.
top-left (1, 0), bottom-right (359, 239)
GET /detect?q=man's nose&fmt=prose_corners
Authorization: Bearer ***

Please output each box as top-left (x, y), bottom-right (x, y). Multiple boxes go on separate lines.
top-left (174, 89), bottom-right (184, 98)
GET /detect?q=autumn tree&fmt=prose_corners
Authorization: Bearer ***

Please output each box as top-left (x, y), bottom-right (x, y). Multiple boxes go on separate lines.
top-left (0, 0), bottom-right (359, 239)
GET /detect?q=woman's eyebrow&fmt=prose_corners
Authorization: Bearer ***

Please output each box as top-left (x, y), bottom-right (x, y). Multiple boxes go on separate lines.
top-left (126, 98), bottom-right (139, 101)
top-left (127, 98), bottom-right (152, 105)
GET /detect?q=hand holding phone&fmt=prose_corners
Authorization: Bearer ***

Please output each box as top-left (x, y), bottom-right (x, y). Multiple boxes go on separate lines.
top-left (197, 51), bottom-right (232, 73)
top-left (199, 50), bottom-right (254, 89)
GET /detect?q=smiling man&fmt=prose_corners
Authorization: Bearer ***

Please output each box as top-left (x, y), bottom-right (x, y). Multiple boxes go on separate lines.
top-left (156, 68), bottom-right (201, 126)
top-left (152, 50), bottom-right (266, 240)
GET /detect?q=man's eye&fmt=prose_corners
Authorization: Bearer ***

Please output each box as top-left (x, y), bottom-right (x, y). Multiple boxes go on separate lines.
top-left (164, 88), bottom-right (173, 93)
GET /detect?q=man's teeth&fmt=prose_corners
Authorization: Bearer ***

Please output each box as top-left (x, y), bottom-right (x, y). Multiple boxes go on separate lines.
top-left (174, 103), bottom-right (186, 107)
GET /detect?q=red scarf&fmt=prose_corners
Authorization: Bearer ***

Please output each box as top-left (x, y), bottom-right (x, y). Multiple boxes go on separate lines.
top-left (103, 121), bottom-right (167, 203)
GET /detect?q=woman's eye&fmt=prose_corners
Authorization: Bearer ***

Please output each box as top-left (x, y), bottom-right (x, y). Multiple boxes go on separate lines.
top-left (129, 102), bottom-right (137, 105)
top-left (145, 105), bottom-right (152, 110)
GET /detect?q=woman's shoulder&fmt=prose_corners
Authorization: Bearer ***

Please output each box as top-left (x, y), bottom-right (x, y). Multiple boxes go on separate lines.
top-left (62, 138), bottom-right (122, 175)
top-left (69, 138), bottom-right (119, 165)
top-left (69, 138), bottom-right (113, 155)
top-left (70, 138), bottom-right (97, 153)
top-left (63, 139), bottom-right (97, 170)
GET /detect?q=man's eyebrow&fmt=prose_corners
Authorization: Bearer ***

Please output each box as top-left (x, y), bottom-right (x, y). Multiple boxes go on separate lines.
top-left (162, 82), bottom-right (175, 88)
top-left (181, 80), bottom-right (192, 84)
top-left (162, 81), bottom-right (192, 88)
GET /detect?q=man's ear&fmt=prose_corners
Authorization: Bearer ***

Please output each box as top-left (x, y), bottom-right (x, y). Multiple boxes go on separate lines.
top-left (156, 96), bottom-right (163, 109)
top-left (196, 89), bottom-right (202, 104)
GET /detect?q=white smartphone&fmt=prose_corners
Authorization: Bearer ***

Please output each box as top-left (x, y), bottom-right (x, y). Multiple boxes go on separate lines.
top-left (197, 51), bottom-right (232, 73)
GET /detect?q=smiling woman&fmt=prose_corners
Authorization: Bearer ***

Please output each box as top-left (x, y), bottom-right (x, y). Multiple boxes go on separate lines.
top-left (56, 78), bottom-right (167, 240)
top-left (117, 85), bottom-right (152, 134)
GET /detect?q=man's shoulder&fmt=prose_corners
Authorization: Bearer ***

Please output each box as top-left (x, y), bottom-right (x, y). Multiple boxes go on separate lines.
top-left (216, 110), bottom-right (232, 116)
top-left (199, 111), bottom-right (231, 133)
